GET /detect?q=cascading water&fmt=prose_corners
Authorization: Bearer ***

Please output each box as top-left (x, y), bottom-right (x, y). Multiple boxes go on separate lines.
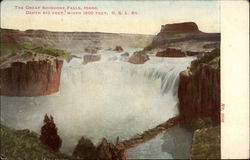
top-left (1, 48), bottom-right (195, 158)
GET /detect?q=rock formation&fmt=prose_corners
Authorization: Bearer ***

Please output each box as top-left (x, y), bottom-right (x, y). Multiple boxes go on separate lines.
top-left (84, 46), bottom-right (101, 54)
top-left (96, 116), bottom-right (179, 160)
top-left (160, 22), bottom-right (199, 33)
top-left (113, 46), bottom-right (124, 52)
top-left (83, 55), bottom-right (101, 64)
top-left (178, 50), bottom-right (220, 121)
top-left (0, 59), bottom-right (63, 96)
top-left (128, 52), bottom-right (149, 64)
top-left (155, 48), bottom-right (202, 57)
top-left (156, 48), bottom-right (186, 57)
top-left (145, 22), bottom-right (220, 51)
top-left (186, 51), bottom-right (201, 56)
top-left (1, 28), bottom-right (153, 52)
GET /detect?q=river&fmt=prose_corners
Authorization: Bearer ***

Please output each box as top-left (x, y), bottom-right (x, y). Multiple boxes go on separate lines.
top-left (1, 48), bottom-right (194, 158)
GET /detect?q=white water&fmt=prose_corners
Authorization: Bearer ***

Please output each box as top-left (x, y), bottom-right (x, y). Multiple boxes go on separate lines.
top-left (1, 48), bottom-right (194, 158)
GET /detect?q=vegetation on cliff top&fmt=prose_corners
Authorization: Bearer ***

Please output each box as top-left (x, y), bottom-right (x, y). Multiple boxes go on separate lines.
top-left (0, 42), bottom-right (70, 63)
top-left (0, 125), bottom-right (70, 160)
top-left (190, 48), bottom-right (220, 71)
top-left (191, 125), bottom-right (220, 159)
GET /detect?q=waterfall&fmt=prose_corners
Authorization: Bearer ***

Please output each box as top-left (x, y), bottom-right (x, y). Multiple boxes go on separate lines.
top-left (1, 48), bottom-right (194, 158)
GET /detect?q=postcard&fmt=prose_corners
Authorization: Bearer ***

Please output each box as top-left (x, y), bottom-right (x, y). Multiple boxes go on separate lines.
top-left (0, 0), bottom-right (249, 159)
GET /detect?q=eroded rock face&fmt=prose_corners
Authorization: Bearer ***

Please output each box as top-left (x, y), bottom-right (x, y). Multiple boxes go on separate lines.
top-left (145, 22), bottom-right (220, 51)
top-left (128, 52), bottom-right (149, 64)
top-left (0, 60), bottom-right (63, 96)
top-left (156, 48), bottom-right (186, 57)
top-left (161, 22), bottom-right (199, 33)
top-left (83, 55), bottom-right (101, 64)
top-left (178, 57), bottom-right (220, 121)
top-left (1, 29), bottom-right (154, 52)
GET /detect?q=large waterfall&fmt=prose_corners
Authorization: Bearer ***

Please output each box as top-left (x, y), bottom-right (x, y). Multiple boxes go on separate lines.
top-left (1, 48), bottom-right (194, 158)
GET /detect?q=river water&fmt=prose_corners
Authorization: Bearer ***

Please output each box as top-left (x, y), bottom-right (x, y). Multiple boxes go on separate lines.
top-left (1, 48), bottom-right (194, 158)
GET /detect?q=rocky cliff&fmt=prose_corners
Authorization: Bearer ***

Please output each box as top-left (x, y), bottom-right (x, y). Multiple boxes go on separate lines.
top-left (1, 28), bottom-right (153, 52)
top-left (160, 22), bottom-right (199, 33)
top-left (178, 49), bottom-right (220, 121)
top-left (145, 22), bottom-right (220, 52)
top-left (0, 59), bottom-right (63, 96)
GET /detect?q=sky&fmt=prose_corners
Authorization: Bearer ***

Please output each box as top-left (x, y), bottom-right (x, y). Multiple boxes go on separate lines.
top-left (0, 0), bottom-right (220, 34)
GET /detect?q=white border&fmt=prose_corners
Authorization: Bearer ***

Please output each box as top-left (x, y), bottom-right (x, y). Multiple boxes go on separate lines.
top-left (221, 1), bottom-right (249, 158)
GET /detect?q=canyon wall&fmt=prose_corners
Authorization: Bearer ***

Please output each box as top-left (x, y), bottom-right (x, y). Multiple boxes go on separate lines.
top-left (0, 59), bottom-right (63, 96)
top-left (178, 56), bottom-right (220, 121)
top-left (1, 28), bottom-right (154, 52)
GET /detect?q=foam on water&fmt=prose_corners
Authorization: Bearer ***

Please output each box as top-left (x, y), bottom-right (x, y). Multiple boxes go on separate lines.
top-left (1, 48), bottom-right (194, 158)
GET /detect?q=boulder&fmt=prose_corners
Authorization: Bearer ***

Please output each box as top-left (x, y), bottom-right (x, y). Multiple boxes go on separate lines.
top-left (128, 52), bottom-right (149, 64)
top-left (84, 46), bottom-right (101, 54)
top-left (113, 46), bottom-right (123, 52)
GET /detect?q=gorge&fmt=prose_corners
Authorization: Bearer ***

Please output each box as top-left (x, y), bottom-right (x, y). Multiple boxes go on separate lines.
top-left (0, 22), bottom-right (220, 159)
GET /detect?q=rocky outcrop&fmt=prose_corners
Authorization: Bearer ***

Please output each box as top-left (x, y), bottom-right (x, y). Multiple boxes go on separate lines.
top-left (0, 59), bottom-right (63, 96)
top-left (156, 48), bottom-right (186, 57)
top-left (113, 46), bottom-right (124, 52)
top-left (96, 116), bottom-right (179, 160)
top-left (178, 52), bottom-right (220, 121)
top-left (84, 46), bottom-right (101, 54)
top-left (156, 48), bottom-right (202, 57)
top-left (83, 55), bottom-right (101, 64)
top-left (128, 52), bottom-right (149, 64)
top-left (161, 22), bottom-right (199, 33)
top-left (145, 22), bottom-right (220, 51)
